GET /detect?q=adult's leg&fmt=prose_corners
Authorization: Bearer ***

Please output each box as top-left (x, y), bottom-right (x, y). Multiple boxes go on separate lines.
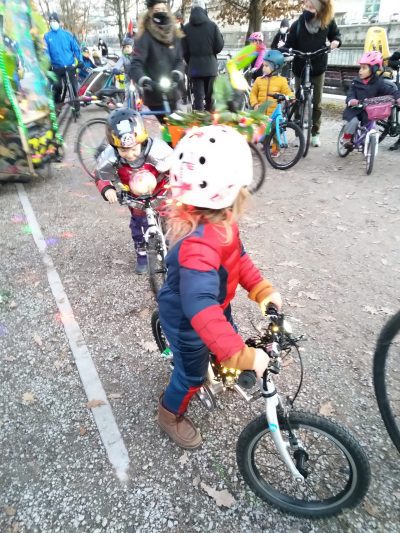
top-left (311, 72), bottom-right (325, 135)
top-left (204, 76), bottom-right (216, 112)
top-left (191, 77), bottom-right (205, 111)
top-left (52, 67), bottom-right (65, 104)
top-left (66, 66), bottom-right (80, 113)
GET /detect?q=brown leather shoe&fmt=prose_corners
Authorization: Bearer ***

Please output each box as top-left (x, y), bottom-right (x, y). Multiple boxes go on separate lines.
top-left (158, 401), bottom-right (202, 449)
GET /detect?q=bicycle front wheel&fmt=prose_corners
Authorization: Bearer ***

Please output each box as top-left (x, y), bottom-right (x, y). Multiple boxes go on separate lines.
top-left (366, 134), bottom-right (376, 175)
top-left (337, 125), bottom-right (351, 158)
top-left (248, 142), bottom-right (266, 193)
top-left (147, 233), bottom-right (167, 297)
top-left (236, 411), bottom-right (370, 518)
top-left (76, 118), bottom-right (108, 179)
top-left (301, 94), bottom-right (312, 157)
top-left (264, 121), bottom-right (304, 170)
top-left (373, 310), bottom-right (400, 453)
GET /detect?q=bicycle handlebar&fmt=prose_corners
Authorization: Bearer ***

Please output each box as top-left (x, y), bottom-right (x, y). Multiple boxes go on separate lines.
top-left (281, 46), bottom-right (331, 58)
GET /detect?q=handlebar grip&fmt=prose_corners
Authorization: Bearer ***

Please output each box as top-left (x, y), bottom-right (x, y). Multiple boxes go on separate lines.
top-left (237, 370), bottom-right (257, 390)
top-left (265, 304), bottom-right (279, 315)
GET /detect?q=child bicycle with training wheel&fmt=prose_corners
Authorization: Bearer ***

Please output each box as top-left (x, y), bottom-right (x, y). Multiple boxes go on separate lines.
top-left (151, 125), bottom-right (371, 516)
top-left (337, 51), bottom-right (400, 174)
top-left (94, 108), bottom-right (172, 274)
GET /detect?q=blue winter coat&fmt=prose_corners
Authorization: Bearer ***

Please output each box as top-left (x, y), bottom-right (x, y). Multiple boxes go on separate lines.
top-left (44, 28), bottom-right (82, 68)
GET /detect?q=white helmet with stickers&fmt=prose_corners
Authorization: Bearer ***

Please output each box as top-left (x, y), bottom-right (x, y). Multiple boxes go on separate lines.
top-left (170, 125), bottom-right (253, 209)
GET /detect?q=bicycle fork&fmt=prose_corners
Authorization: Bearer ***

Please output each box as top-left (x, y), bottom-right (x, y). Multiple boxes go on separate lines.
top-left (264, 375), bottom-right (305, 483)
top-left (143, 207), bottom-right (167, 257)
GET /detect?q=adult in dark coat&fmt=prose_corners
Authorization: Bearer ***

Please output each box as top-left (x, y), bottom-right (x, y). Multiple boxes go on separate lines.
top-left (98, 38), bottom-right (108, 57)
top-left (182, 0), bottom-right (224, 111)
top-left (285, 0), bottom-right (341, 147)
top-left (388, 50), bottom-right (400, 151)
top-left (271, 18), bottom-right (290, 50)
top-left (130, 0), bottom-right (184, 123)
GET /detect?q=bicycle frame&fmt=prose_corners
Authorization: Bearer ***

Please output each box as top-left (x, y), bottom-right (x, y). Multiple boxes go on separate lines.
top-left (352, 118), bottom-right (379, 157)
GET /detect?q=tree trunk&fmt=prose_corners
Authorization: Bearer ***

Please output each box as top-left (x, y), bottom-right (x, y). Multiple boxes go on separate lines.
top-left (247, 0), bottom-right (262, 38)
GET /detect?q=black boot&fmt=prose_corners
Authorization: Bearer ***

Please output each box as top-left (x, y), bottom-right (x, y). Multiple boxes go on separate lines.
top-left (389, 139), bottom-right (400, 151)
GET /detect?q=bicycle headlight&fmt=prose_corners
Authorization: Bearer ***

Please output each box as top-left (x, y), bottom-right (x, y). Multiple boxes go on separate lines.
top-left (159, 77), bottom-right (171, 90)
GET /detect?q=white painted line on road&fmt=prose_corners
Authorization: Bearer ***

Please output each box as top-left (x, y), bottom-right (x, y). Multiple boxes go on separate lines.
top-left (16, 184), bottom-right (130, 483)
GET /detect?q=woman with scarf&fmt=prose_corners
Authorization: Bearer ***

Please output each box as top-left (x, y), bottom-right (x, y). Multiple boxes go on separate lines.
top-left (285, 0), bottom-right (341, 147)
top-left (130, 0), bottom-right (184, 123)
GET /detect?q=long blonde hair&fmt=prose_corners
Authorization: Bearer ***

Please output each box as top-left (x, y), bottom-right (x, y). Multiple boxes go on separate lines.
top-left (317, 0), bottom-right (335, 29)
top-left (166, 187), bottom-right (249, 246)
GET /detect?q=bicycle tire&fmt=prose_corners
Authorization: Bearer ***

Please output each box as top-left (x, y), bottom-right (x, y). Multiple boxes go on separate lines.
top-left (366, 134), bottom-right (376, 175)
top-left (248, 142), bottom-right (266, 193)
top-left (236, 410), bottom-right (370, 518)
top-left (151, 309), bottom-right (168, 353)
top-left (263, 121), bottom-right (304, 170)
top-left (301, 93), bottom-right (312, 157)
top-left (147, 233), bottom-right (167, 298)
top-left (76, 118), bottom-right (108, 179)
top-left (337, 125), bottom-right (351, 158)
top-left (377, 119), bottom-right (390, 143)
top-left (373, 310), bottom-right (400, 453)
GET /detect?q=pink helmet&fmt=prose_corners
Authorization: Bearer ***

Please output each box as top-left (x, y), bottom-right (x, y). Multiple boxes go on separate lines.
top-left (358, 51), bottom-right (383, 69)
top-left (249, 32), bottom-right (264, 42)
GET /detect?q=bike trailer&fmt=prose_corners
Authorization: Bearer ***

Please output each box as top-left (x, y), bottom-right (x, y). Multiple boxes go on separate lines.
top-left (0, 0), bottom-right (62, 183)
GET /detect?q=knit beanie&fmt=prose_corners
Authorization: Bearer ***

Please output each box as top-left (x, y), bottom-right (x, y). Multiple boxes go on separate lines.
top-left (192, 0), bottom-right (206, 9)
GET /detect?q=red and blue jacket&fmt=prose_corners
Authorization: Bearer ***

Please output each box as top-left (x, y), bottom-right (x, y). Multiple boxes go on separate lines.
top-left (158, 219), bottom-right (276, 369)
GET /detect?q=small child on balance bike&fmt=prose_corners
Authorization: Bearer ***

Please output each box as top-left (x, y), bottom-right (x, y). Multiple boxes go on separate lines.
top-left (94, 108), bottom-right (173, 273)
top-left (157, 125), bottom-right (282, 449)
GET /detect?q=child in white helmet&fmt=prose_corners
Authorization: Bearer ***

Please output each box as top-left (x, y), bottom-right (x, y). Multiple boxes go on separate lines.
top-left (157, 125), bottom-right (282, 449)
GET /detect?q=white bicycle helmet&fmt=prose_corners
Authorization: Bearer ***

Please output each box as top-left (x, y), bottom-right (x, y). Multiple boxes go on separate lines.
top-left (170, 125), bottom-right (253, 209)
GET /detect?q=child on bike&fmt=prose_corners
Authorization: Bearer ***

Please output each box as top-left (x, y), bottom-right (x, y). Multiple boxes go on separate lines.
top-left (341, 51), bottom-right (400, 148)
top-left (94, 108), bottom-right (172, 274)
top-left (157, 125), bottom-right (282, 449)
top-left (112, 37), bottom-right (135, 104)
top-left (250, 50), bottom-right (293, 156)
top-left (248, 32), bottom-right (266, 80)
top-left (78, 47), bottom-right (96, 84)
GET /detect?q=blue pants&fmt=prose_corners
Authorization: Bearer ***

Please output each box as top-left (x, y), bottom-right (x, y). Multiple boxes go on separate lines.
top-left (129, 213), bottom-right (148, 252)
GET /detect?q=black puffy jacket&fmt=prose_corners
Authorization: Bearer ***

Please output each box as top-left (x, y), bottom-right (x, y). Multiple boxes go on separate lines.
top-left (182, 7), bottom-right (224, 78)
top-left (285, 14), bottom-right (341, 77)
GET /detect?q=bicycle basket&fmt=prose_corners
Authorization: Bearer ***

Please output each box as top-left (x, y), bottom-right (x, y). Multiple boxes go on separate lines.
top-left (364, 96), bottom-right (395, 121)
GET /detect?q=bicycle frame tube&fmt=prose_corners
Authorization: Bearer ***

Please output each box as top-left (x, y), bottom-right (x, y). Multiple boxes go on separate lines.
top-left (264, 374), bottom-right (305, 482)
top-left (143, 205), bottom-right (167, 256)
top-left (364, 126), bottom-right (379, 157)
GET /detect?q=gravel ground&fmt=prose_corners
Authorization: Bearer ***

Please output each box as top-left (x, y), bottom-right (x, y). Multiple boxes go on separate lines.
top-left (1, 106), bottom-right (400, 532)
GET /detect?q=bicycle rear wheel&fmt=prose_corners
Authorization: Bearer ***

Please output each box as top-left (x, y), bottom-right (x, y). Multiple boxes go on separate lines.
top-left (263, 121), bottom-right (304, 170)
top-left (248, 142), bottom-right (266, 193)
top-left (236, 411), bottom-right (370, 518)
top-left (75, 118), bottom-right (108, 179)
top-left (301, 93), bottom-right (312, 157)
top-left (147, 233), bottom-right (167, 297)
top-left (373, 310), bottom-right (400, 452)
top-left (365, 134), bottom-right (376, 175)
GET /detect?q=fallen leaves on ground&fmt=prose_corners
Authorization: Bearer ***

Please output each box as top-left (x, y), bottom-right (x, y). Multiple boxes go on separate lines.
top-left (3, 506), bottom-right (16, 516)
top-left (139, 340), bottom-right (158, 353)
top-left (319, 401), bottom-right (335, 417)
top-left (85, 399), bottom-right (106, 409)
top-left (200, 483), bottom-right (235, 508)
top-left (79, 426), bottom-right (87, 436)
top-left (22, 392), bottom-right (35, 405)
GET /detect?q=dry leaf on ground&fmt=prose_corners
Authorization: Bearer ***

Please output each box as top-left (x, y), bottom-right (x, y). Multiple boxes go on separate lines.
top-left (140, 340), bottom-right (158, 353)
top-left (22, 392), bottom-right (35, 405)
top-left (85, 399), bottom-right (106, 409)
top-left (109, 392), bottom-right (122, 400)
top-left (79, 426), bottom-right (87, 436)
top-left (200, 483), bottom-right (235, 508)
top-left (178, 451), bottom-right (189, 466)
top-left (3, 506), bottom-right (16, 516)
top-left (319, 401), bottom-right (335, 417)
top-left (33, 334), bottom-right (43, 347)
top-left (363, 499), bottom-right (380, 517)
